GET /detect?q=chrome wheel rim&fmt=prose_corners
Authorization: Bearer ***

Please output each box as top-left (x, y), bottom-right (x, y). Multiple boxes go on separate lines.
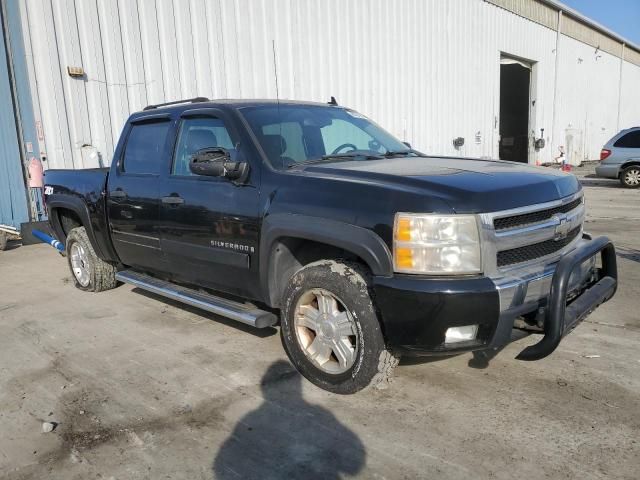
top-left (70, 243), bottom-right (91, 287)
top-left (625, 169), bottom-right (640, 186)
top-left (294, 289), bottom-right (358, 374)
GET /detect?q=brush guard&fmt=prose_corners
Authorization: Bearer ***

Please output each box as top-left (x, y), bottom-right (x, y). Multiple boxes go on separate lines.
top-left (516, 235), bottom-right (618, 361)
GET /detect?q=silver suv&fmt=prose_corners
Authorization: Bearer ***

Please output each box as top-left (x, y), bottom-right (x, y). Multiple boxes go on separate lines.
top-left (596, 127), bottom-right (640, 188)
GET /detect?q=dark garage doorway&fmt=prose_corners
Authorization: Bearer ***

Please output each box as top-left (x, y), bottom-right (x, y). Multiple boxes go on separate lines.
top-left (499, 57), bottom-right (531, 163)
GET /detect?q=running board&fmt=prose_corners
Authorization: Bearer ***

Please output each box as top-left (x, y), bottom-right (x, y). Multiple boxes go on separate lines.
top-left (115, 270), bottom-right (277, 328)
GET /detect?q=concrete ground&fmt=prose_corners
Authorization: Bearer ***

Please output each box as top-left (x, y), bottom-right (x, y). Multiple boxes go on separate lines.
top-left (1, 169), bottom-right (638, 480)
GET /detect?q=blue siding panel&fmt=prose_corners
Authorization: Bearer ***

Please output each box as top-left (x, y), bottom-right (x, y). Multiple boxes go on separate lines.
top-left (0, 20), bottom-right (28, 229)
top-left (5, 0), bottom-right (41, 166)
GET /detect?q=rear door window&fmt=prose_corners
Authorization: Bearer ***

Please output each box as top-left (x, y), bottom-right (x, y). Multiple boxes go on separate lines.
top-left (122, 121), bottom-right (171, 174)
top-left (613, 130), bottom-right (640, 148)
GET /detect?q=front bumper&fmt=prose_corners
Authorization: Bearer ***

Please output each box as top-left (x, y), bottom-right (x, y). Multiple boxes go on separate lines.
top-left (373, 235), bottom-right (617, 359)
top-left (595, 163), bottom-right (620, 179)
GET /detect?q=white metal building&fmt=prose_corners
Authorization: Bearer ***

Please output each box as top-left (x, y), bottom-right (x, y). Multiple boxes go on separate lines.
top-left (9, 0), bottom-right (640, 173)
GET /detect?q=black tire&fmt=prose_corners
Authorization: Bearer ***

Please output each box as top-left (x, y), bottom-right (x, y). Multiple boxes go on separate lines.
top-left (66, 226), bottom-right (118, 292)
top-left (0, 232), bottom-right (7, 251)
top-left (280, 260), bottom-right (399, 394)
top-left (620, 165), bottom-right (640, 188)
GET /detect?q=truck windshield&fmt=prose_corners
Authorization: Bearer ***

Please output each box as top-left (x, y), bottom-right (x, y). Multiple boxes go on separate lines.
top-left (240, 105), bottom-right (414, 169)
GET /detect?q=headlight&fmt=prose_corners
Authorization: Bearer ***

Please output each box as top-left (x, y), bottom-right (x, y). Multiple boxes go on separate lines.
top-left (393, 213), bottom-right (482, 274)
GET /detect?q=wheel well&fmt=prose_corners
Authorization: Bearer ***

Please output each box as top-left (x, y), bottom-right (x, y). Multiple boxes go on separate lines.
top-left (621, 161), bottom-right (640, 171)
top-left (267, 237), bottom-right (370, 307)
top-left (55, 208), bottom-right (83, 240)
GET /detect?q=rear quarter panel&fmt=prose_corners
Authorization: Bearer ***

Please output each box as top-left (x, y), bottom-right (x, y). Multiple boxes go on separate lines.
top-left (44, 168), bottom-right (119, 262)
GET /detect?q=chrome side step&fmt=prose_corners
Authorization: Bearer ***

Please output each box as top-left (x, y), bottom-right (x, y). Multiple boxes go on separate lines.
top-left (115, 270), bottom-right (277, 328)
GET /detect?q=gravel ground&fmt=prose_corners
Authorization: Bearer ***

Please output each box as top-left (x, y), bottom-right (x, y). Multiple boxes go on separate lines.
top-left (0, 166), bottom-right (638, 479)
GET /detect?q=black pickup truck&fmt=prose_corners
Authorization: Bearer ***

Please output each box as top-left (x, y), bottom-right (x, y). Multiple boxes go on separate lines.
top-left (44, 98), bottom-right (618, 394)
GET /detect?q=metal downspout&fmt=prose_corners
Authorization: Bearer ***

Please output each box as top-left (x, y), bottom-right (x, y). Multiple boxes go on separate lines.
top-left (616, 43), bottom-right (625, 132)
top-left (551, 9), bottom-right (563, 161)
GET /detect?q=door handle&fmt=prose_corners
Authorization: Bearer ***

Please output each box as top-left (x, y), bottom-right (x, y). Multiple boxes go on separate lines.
top-left (161, 195), bottom-right (185, 205)
top-left (110, 190), bottom-right (127, 199)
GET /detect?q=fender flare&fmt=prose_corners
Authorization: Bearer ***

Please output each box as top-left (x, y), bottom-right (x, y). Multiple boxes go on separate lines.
top-left (47, 195), bottom-right (110, 260)
top-left (621, 159), bottom-right (640, 169)
top-left (259, 213), bottom-right (393, 306)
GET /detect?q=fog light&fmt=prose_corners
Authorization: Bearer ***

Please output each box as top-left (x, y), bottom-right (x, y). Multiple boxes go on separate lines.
top-left (445, 325), bottom-right (479, 344)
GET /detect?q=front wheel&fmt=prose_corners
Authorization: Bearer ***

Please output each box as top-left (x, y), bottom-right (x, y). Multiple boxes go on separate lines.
top-left (66, 226), bottom-right (118, 292)
top-left (620, 165), bottom-right (640, 188)
top-left (280, 260), bottom-right (399, 394)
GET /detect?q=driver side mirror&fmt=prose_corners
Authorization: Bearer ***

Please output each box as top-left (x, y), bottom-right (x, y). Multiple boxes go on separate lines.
top-left (189, 147), bottom-right (248, 181)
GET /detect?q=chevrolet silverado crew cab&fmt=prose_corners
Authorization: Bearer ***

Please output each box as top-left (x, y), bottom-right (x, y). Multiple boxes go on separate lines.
top-left (44, 98), bottom-right (618, 394)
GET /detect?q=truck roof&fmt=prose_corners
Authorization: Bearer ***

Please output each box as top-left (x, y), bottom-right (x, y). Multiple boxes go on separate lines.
top-left (134, 97), bottom-right (338, 117)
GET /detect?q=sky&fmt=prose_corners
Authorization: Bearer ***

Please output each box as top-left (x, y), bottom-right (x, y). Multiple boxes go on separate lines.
top-left (560, 0), bottom-right (640, 46)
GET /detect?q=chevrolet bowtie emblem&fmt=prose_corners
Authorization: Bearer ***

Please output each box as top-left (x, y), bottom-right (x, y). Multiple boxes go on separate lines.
top-left (552, 213), bottom-right (572, 240)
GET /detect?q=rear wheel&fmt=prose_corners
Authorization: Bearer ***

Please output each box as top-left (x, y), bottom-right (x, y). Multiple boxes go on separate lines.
top-left (280, 260), bottom-right (399, 394)
top-left (620, 165), bottom-right (640, 188)
top-left (66, 226), bottom-right (118, 292)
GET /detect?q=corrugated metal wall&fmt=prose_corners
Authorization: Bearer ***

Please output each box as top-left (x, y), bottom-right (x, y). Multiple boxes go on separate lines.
top-left (555, 33), bottom-right (622, 165)
top-left (620, 60), bottom-right (640, 130)
top-left (487, 0), bottom-right (637, 63)
top-left (15, 0), bottom-right (640, 169)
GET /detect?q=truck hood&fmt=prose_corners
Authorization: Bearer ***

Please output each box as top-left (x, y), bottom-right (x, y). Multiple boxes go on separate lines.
top-left (297, 156), bottom-right (581, 213)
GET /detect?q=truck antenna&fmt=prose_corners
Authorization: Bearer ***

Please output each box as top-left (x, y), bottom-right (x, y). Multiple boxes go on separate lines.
top-left (272, 40), bottom-right (284, 168)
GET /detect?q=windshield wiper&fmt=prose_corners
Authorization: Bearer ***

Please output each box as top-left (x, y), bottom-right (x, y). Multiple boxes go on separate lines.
top-left (382, 149), bottom-right (421, 158)
top-left (288, 153), bottom-right (383, 168)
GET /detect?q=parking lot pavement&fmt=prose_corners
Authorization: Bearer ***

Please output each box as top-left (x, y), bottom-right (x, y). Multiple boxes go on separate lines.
top-left (1, 174), bottom-right (638, 480)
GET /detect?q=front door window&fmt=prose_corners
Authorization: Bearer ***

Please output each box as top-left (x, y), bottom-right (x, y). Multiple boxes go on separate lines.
top-left (172, 117), bottom-right (235, 176)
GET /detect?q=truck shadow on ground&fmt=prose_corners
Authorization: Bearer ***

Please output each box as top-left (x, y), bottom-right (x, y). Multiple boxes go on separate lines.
top-left (213, 360), bottom-right (366, 480)
top-left (400, 345), bottom-right (513, 370)
top-left (130, 288), bottom-right (278, 338)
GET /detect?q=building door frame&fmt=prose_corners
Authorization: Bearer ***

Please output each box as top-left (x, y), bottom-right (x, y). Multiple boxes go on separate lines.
top-left (497, 53), bottom-right (537, 164)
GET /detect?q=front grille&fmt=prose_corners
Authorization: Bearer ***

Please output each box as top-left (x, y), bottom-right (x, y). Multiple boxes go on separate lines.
top-left (494, 197), bottom-right (582, 231)
top-left (497, 227), bottom-right (581, 267)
